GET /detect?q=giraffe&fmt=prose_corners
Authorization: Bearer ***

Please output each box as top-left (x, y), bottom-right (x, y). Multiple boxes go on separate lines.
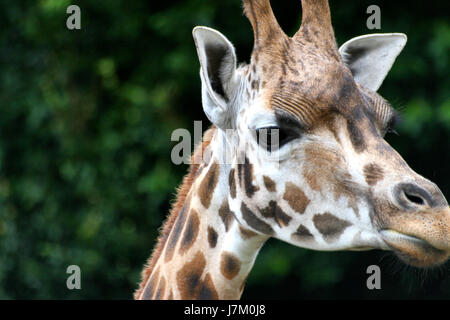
top-left (135, 0), bottom-right (449, 300)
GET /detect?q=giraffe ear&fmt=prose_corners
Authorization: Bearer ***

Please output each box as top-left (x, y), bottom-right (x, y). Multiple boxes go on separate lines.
top-left (339, 33), bottom-right (407, 91)
top-left (193, 26), bottom-right (237, 129)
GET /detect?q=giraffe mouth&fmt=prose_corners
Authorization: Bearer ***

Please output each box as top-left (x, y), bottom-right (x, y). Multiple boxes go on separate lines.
top-left (380, 229), bottom-right (449, 267)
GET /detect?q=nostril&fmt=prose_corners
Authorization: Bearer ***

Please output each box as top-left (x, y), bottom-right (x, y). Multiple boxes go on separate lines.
top-left (394, 183), bottom-right (434, 210)
top-left (403, 192), bottom-right (425, 206)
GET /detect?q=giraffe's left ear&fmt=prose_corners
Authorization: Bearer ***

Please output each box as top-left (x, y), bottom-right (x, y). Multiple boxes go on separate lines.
top-left (193, 26), bottom-right (237, 129)
top-left (339, 33), bottom-right (407, 91)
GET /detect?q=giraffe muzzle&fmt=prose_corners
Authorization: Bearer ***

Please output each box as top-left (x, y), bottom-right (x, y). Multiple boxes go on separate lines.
top-left (377, 195), bottom-right (450, 267)
top-left (380, 227), bottom-right (450, 268)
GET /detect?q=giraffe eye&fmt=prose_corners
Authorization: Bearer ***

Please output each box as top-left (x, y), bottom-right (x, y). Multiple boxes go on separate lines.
top-left (255, 126), bottom-right (297, 152)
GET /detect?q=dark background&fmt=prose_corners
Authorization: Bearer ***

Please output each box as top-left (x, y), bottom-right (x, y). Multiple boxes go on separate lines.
top-left (0, 0), bottom-right (449, 299)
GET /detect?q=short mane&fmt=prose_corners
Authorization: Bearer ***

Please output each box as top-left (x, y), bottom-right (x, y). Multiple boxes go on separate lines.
top-left (134, 125), bottom-right (216, 299)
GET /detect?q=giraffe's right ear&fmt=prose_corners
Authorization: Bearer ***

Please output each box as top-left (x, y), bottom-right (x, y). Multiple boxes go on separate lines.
top-left (193, 26), bottom-right (237, 129)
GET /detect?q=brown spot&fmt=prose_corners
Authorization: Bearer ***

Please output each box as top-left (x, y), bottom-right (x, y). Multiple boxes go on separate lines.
top-left (239, 226), bottom-right (258, 239)
top-left (220, 252), bottom-right (241, 280)
top-left (241, 202), bottom-right (274, 235)
top-left (263, 175), bottom-right (276, 192)
top-left (291, 225), bottom-right (314, 242)
top-left (179, 210), bottom-right (200, 254)
top-left (363, 163), bottom-right (384, 186)
top-left (313, 212), bottom-right (351, 242)
top-left (218, 201), bottom-right (234, 232)
top-left (229, 168), bottom-right (236, 199)
top-left (198, 161), bottom-right (219, 208)
top-left (283, 182), bottom-right (310, 214)
top-left (164, 204), bottom-right (189, 262)
top-left (237, 157), bottom-right (259, 198)
top-left (346, 107), bottom-right (367, 153)
top-left (176, 251), bottom-right (207, 300)
top-left (154, 276), bottom-right (166, 300)
top-left (259, 200), bottom-right (292, 227)
top-left (141, 267), bottom-right (159, 300)
top-left (198, 273), bottom-right (219, 300)
top-left (302, 143), bottom-right (349, 195)
top-left (207, 226), bottom-right (218, 248)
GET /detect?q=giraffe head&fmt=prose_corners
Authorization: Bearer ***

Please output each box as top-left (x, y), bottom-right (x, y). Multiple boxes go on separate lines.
top-left (192, 0), bottom-right (449, 267)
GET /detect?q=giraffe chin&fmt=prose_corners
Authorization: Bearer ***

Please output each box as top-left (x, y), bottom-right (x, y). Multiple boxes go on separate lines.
top-left (380, 230), bottom-right (450, 268)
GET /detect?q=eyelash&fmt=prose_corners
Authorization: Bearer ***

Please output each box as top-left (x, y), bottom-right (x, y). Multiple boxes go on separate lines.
top-left (255, 127), bottom-right (298, 152)
top-left (383, 112), bottom-right (400, 136)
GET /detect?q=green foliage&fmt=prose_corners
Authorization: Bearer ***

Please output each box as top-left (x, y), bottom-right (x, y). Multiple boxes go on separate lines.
top-left (0, 0), bottom-right (448, 299)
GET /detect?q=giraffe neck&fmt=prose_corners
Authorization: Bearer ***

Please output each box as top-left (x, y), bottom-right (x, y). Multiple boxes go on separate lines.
top-left (137, 128), bottom-right (268, 300)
